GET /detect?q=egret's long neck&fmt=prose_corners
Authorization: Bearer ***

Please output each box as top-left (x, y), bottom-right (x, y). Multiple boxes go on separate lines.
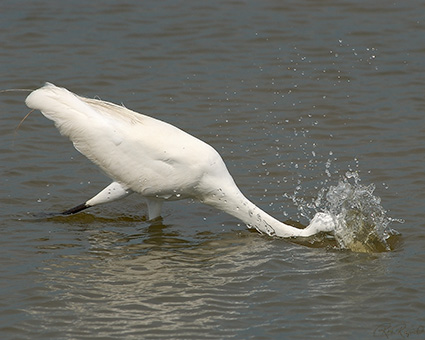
top-left (203, 185), bottom-right (307, 238)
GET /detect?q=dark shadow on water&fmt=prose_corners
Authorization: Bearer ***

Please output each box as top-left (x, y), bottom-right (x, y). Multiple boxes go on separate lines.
top-left (29, 211), bottom-right (147, 223)
top-left (23, 210), bottom-right (403, 254)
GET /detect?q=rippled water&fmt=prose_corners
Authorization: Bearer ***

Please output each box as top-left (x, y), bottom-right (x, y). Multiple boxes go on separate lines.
top-left (1, 0), bottom-right (425, 339)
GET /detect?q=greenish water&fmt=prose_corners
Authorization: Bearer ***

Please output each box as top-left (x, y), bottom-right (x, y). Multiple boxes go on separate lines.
top-left (1, 1), bottom-right (424, 339)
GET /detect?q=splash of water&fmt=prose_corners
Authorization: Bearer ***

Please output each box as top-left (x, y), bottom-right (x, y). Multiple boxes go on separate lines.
top-left (314, 171), bottom-right (402, 252)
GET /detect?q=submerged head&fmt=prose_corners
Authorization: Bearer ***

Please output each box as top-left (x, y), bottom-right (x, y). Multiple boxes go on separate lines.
top-left (333, 208), bottom-right (400, 253)
top-left (307, 212), bottom-right (337, 234)
top-left (324, 173), bottom-right (402, 253)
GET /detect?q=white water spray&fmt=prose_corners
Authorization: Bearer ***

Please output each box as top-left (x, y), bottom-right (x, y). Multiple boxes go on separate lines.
top-left (316, 171), bottom-right (401, 252)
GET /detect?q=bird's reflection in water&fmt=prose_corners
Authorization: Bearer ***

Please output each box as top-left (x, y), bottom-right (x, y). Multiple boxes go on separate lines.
top-left (41, 210), bottom-right (341, 255)
top-left (31, 214), bottom-right (278, 338)
top-left (35, 212), bottom-right (381, 339)
top-left (42, 210), bottom-right (254, 259)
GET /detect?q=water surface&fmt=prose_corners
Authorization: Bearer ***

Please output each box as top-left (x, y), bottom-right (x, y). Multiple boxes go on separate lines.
top-left (1, 1), bottom-right (424, 339)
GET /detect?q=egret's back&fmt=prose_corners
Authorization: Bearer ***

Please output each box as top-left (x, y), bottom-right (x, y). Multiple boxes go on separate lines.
top-left (25, 83), bottom-right (235, 200)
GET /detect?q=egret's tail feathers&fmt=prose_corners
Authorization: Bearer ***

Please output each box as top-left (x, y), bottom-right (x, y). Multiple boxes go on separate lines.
top-left (25, 83), bottom-right (101, 136)
top-left (25, 83), bottom-right (147, 135)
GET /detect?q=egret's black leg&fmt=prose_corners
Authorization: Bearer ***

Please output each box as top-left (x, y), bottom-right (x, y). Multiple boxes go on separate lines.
top-left (60, 182), bottom-right (133, 216)
top-left (61, 203), bottom-right (90, 215)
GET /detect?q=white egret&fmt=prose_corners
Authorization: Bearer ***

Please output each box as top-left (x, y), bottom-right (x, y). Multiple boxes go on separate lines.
top-left (25, 83), bottom-right (335, 238)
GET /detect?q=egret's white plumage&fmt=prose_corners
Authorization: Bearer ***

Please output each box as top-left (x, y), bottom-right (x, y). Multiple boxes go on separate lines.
top-left (25, 83), bottom-right (335, 238)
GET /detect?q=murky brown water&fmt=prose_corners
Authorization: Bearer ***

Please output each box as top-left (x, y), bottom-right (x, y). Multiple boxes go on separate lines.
top-left (1, 1), bottom-right (425, 339)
